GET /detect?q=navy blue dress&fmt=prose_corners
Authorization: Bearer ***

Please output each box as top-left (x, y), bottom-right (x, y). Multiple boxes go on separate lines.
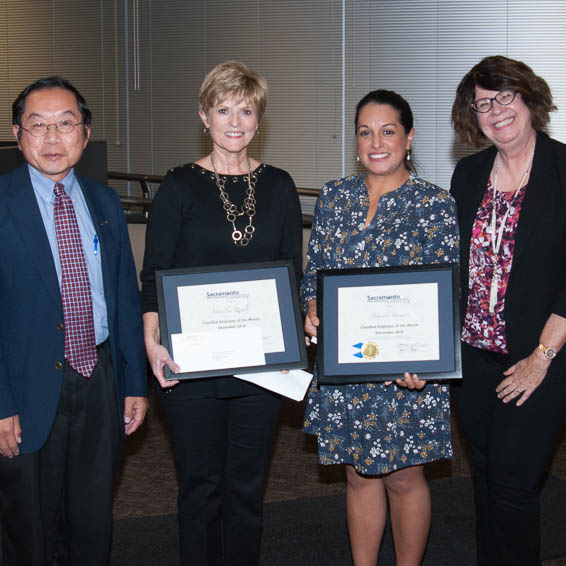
top-left (302, 173), bottom-right (459, 474)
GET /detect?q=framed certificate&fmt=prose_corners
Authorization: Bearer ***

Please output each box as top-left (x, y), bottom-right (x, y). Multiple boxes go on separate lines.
top-left (156, 260), bottom-right (307, 380)
top-left (317, 264), bottom-right (461, 383)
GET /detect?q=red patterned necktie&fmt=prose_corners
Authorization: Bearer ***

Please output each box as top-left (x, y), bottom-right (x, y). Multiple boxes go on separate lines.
top-left (53, 182), bottom-right (98, 378)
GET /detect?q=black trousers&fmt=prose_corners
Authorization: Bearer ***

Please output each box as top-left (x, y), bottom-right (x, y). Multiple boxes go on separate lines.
top-left (0, 341), bottom-right (121, 566)
top-left (453, 342), bottom-right (566, 566)
top-left (157, 384), bottom-right (281, 566)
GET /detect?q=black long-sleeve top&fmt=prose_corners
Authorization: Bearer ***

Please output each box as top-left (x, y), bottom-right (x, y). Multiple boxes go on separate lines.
top-left (140, 162), bottom-right (303, 397)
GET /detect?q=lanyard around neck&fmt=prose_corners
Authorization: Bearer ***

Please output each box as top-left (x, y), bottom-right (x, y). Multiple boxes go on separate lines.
top-left (487, 153), bottom-right (530, 313)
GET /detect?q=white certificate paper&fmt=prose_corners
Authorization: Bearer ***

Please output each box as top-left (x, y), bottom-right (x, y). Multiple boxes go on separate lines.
top-left (338, 282), bottom-right (439, 364)
top-left (171, 327), bottom-right (265, 373)
top-left (234, 369), bottom-right (313, 401)
top-left (172, 279), bottom-right (284, 371)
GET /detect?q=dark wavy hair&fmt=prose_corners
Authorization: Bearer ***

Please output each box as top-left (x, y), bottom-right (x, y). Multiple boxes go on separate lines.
top-left (355, 89), bottom-right (415, 172)
top-left (452, 55), bottom-right (556, 147)
top-left (12, 76), bottom-right (92, 138)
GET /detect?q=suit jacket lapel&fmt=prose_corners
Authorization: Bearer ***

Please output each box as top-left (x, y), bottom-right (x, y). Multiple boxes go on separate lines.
top-left (459, 146), bottom-right (496, 272)
top-left (7, 165), bottom-right (61, 307)
top-left (77, 175), bottom-right (106, 237)
top-left (513, 131), bottom-right (554, 262)
top-left (459, 134), bottom-right (553, 266)
top-left (76, 174), bottom-right (114, 317)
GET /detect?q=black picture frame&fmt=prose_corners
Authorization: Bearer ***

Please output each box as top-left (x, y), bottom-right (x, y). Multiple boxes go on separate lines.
top-left (317, 263), bottom-right (461, 383)
top-left (156, 260), bottom-right (307, 380)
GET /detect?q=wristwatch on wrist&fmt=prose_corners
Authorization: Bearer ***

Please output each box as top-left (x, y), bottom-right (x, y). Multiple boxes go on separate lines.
top-left (538, 343), bottom-right (557, 360)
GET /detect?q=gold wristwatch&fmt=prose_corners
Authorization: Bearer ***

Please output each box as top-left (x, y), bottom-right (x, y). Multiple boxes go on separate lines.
top-left (538, 343), bottom-right (557, 360)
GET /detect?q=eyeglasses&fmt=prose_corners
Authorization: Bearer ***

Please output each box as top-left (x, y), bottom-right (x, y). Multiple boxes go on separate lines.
top-left (471, 90), bottom-right (517, 113)
top-left (20, 119), bottom-right (84, 137)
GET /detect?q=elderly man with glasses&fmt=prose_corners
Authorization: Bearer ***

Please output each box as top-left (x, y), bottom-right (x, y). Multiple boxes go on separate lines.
top-left (0, 76), bottom-right (148, 566)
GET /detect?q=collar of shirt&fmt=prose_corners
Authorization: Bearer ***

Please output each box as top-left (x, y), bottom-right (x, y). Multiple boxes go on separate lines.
top-left (27, 164), bottom-right (109, 344)
top-left (358, 171), bottom-right (415, 196)
top-left (28, 164), bottom-right (78, 204)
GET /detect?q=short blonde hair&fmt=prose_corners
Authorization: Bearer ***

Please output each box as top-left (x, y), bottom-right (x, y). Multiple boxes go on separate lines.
top-left (199, 61), bottom-right (268, 119)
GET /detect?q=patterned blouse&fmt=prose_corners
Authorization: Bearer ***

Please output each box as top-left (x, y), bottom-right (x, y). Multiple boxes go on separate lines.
top-left (302, 172), bottom-right (459, 475)
top-left (302, 172), bottom-right (459, 305)
top-left (461, 182), bottom-right (526, 353)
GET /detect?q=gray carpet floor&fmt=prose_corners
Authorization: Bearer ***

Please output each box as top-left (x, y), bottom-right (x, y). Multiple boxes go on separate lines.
top-left (109, 392), bottom-right (566, 565)
top-left (110, 475), bottom-right (566, 565)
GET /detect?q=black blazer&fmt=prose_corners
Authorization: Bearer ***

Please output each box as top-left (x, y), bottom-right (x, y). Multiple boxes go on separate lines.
top-left (451, 131), bottom-right (566, 376)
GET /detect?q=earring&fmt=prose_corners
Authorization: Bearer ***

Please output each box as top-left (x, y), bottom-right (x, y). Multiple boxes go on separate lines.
top-left (356, 155), bottom-right (360, 163)
top-left (203, 127), bottom-right (209, 134)
top-left (406, 149), bottom-right (411, 161)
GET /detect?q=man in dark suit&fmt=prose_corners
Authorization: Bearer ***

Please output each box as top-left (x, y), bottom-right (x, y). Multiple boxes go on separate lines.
top-left (0, 77), bottom-right (148, 565)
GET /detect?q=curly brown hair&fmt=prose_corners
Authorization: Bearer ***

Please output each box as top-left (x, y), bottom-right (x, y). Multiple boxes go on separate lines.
top-left (451, 55), bottom-right (556, 147)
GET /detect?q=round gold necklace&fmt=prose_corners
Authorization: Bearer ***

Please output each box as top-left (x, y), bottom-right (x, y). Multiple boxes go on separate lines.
top-left (210, 152), bottom-right (257, 246)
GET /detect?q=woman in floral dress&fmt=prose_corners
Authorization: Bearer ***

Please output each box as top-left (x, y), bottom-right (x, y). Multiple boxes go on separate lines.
top-left (302, 89), bottom-right (459, 565)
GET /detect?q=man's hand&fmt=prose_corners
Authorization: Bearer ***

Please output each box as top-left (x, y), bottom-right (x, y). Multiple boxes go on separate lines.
top-left (123, 397), bottom-right (149, 435)
top-left (0, 415), bottom-right (21, 458)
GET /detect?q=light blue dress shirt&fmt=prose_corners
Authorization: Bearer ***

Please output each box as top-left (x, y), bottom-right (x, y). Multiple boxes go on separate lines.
top-left (29, 165), bottom-right (109, 344)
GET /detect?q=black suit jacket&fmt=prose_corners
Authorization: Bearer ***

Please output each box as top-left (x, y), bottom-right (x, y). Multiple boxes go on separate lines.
top-left (451, 131), bottom-right (566, 376)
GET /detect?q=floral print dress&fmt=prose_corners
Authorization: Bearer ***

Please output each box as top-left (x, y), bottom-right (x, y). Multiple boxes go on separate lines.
top-left (302, 173), bottom-right (460, 474)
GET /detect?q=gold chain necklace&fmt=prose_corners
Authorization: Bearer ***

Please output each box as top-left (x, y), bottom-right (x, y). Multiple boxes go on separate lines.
top-left (210, 152), bottom-right (257, 246)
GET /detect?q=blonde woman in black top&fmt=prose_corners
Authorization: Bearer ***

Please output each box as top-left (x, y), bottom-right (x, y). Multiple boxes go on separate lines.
top-left (141, 61), bottom-right (302, 566)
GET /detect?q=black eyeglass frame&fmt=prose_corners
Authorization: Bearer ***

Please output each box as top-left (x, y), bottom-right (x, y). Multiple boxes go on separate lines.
top-left (471, 90), bottom-right (517, 113)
